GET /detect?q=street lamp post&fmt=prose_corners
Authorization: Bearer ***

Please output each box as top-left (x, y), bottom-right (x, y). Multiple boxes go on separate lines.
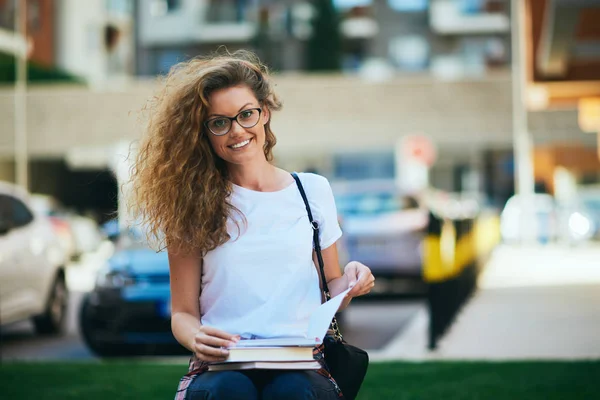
top-left (14, 0), bottom-right (28, 189)
top-left (511, 0), bottom-right (536, 244)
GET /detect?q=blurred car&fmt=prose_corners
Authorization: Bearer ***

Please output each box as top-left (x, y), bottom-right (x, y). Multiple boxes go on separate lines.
top-left (68, 215), bottom-right (104, 258)
top-left (0, 181), bottom-right (69, 334)
top-left (500, 193), bottom-right (594, 244)
top-left (29, 194), bottom-right (77, 260)
top-left (574, 187), bottom-right (600, 240)
top-left (332, 180), bottom-right (428, 279)
top-left (30, 194), bottom-right (104, 260)
top-left (501, 193), bottom-right (558, 244)
top-left (79, 226), bottom-right (185, 357)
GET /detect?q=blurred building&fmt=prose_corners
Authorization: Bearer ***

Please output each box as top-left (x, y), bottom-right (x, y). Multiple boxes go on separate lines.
top-left (521, 0), bottom-right (600, 205)
top-left (134, 0), bottom-right (326, 75)
top-left (0, 0), bottom-right (55, 66)
top-left (338, 0), bottom-right (510, 78)
top-left (56, 0), bottom-right (135, 84)
top-left (0, 0), bottom-right (598, 218)
top-left (133, 0), bottom-right (511, 77)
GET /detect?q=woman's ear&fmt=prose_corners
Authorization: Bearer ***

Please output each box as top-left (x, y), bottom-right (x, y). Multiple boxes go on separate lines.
top-left (262, 106), bottom-right (270, 125)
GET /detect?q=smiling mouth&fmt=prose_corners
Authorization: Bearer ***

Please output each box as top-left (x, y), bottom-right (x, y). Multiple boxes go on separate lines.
top-left (229, 139), bottom-right (251, 149)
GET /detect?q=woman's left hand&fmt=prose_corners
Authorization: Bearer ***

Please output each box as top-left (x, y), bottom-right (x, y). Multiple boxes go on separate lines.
top-left (343, 261), bottom-right (375, 298)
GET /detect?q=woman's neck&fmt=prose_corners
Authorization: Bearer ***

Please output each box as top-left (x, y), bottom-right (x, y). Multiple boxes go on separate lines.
top-left (228, 159), bottom-right (284, 192)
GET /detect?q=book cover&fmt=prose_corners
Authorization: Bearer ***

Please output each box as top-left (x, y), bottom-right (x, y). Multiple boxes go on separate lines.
top-left (226, 346), bottom-right (314, 363)
top-left (208, 361), bottom-right (320, 372)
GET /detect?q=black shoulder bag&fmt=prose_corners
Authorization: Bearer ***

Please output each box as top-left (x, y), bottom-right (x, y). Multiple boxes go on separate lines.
top-left (291, 172), bottom-right (369, 400)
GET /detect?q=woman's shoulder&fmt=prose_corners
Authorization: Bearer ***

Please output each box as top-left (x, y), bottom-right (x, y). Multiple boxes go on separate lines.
top-left (294, 172), bottom-right (335, 197)
top-left (296, 172), bottom-right (331, 188)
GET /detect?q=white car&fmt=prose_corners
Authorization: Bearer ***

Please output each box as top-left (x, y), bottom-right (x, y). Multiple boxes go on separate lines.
top-left (0, 181), bottom-right (68, 334)
top-left (500, 193), bottom-right (594, 244)
top-left (332, 180), bottom-right (428, 278)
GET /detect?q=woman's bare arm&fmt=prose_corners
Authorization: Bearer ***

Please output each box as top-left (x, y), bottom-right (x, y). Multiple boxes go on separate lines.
top-left (168, 248), bottom-right (204, 351)
top-left (315, 242), bottom-right (374, 311)
top-left (314, 243), bottom-right (352, 310)
top-left (168, 248), bottom-right (239, 361)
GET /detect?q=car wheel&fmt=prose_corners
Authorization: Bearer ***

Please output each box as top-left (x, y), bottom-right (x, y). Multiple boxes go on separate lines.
top-left (33, 273), bottom-right (68, 335)
top-left (79, 293), bottom-right (131, 357)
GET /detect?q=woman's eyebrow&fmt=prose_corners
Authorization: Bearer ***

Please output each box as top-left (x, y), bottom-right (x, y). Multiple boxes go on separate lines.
top-left (207, 103), bottom-right (254, 118)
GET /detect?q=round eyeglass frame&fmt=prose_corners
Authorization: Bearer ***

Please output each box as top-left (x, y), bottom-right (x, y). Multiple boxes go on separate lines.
top-left (203, 107), bottom-right (262, 136)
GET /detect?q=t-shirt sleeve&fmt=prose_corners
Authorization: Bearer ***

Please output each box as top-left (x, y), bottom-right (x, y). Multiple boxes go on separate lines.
top-left (304, 174), bottom-right (343, 249)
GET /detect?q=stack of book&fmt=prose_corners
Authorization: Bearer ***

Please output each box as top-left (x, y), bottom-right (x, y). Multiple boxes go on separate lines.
top-left (207, 287), bottom-right (351, 371)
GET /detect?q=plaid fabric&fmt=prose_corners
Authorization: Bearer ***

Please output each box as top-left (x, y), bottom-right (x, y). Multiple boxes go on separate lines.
top-left (174, 343), bottom-right (344, 399)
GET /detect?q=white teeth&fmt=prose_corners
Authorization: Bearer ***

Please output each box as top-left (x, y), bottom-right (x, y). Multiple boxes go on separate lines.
top-left (231, 139), bottom-right (250, 149)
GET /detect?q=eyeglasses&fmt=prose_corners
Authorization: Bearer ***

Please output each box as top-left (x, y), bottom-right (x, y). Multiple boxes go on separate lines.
top-left (204, 108), bottom-right (262, 136)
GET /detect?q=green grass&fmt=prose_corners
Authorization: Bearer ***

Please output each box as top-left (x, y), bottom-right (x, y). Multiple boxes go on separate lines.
top-left (0, 361), bottom-right (598, 399)
top-left (0, 52), bottom-right (82, 83)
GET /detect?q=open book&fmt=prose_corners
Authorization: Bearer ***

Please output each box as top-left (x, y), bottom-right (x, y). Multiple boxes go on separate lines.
top-left (217, 287), bottom-right (351, 364)
top-left (231, 287), bottom-right (351, 348)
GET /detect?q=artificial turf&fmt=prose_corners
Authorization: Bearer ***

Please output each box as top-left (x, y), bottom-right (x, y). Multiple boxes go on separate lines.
top-left (0, 360), bottom-right (598, 399)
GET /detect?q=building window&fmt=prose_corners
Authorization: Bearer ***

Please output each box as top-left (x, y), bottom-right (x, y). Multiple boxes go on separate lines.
top-left (0, 0), bottom-right (15, 31)
top-left (334, 0), bottom-right (372, 10)
top-left (206, 0), bottom-right (253, 23)
top-left (389, 35), bottom-right (429, 71)
top-left (388, 0), bottom-right (428, 12)
top-left (150, 0), bottom-right (181, 17)
top-left (27, 0), bottom-right (41, 33)
top-left (166, 0), bottom-right (181, 11)
top-left (156, 50), bottom-right (184, 75)
top-left (106, 0), bottom-right (133, 16)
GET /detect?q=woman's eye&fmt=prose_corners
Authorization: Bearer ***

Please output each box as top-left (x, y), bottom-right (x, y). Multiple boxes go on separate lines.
top-left (240, 110), bottom-right (253, 119)
top-left (212, 119), bottom-right (227, 127)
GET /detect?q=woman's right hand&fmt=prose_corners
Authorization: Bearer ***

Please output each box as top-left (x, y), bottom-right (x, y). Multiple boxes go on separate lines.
top-left (191, 326), bottom-right (240, 362)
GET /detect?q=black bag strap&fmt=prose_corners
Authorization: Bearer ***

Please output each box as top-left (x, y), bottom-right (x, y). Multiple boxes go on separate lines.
top-left (291, 172), bottom-right (330, 298)
top-left (291, 172), bottom-right (343, 341)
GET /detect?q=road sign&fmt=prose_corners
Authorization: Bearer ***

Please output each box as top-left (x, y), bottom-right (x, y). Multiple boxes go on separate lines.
top-left (401, 134), bottom-right (437, 167)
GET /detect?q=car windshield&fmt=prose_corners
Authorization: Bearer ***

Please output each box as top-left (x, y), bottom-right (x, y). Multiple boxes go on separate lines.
top-left (336, 192), bottom-right (417, 216)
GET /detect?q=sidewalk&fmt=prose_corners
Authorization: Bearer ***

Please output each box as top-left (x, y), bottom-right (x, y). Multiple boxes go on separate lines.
top-left (370, 243), bottom-right (600, 361)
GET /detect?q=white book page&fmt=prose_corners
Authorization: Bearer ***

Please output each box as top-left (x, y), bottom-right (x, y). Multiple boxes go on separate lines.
top-left (234, 338), bottom-right (316, 347)
top-left (232, 287), bottom-right (351, 348)
top-left (306, 287), bottom-right (350, 341)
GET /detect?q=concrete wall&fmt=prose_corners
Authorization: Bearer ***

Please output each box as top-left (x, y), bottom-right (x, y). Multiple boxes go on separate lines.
top-left (0, 160), bottom-right (14, 182)
top-left (0, 72), bottom-right (593, 165)
top-left (56, 0), bottom-right (107, 82)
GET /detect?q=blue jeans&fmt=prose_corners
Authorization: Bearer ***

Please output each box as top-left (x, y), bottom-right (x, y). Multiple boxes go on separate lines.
top-left (184, 369), bottom-right (341, 400)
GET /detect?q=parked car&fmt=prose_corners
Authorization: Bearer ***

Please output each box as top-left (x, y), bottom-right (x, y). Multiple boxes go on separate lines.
top-left (332, 180), bottom-right (428, 279)
top-left (30, 194), bottom-right (104, 260)
top-left (79, 226), bottom-right (186, 357)
top-left (574, 186), bottom-right (600, 240)
top-left (68, 215), bottom-right (104, 258)
top-left (0, 181), bottom-right (68, 334)
top-left (29, 194), bottom-right (77, 260)
top-left (500, 193), bottom-right (594, 244)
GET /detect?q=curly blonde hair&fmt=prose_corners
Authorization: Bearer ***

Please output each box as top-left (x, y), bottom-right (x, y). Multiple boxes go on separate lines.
top-left (129, 50), bottom-right (283, 256)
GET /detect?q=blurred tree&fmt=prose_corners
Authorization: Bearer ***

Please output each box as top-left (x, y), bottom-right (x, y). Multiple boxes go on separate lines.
top-left (306, 0), bottom-right (341, 71)
top-left (0, 53), bottom-right (81, 83)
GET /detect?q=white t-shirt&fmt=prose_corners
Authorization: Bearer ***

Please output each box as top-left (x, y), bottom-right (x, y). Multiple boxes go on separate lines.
top-left (199, 173), bottom-right (342, 339)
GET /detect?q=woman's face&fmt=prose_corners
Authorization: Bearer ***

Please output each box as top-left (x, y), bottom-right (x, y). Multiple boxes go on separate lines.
top-left (205, 85), bottom-right (270, 167)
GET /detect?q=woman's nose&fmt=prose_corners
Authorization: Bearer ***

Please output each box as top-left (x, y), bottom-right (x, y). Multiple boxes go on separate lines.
top-left (229, 119), bottom-right (246, 137)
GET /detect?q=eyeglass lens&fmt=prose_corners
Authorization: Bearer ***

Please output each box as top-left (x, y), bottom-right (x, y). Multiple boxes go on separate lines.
top-left (208, 109), bottom-right (260, 136)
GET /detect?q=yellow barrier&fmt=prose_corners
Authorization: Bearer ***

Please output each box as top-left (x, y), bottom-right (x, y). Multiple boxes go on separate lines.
top-left (423, 214), bottom-right (500, 283)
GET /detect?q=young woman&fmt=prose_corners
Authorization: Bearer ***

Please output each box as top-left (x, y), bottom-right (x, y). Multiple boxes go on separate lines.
top-left (130, 50), bottom-right (374, 400)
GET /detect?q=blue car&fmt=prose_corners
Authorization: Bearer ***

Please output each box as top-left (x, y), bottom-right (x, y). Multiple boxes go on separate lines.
top-left (79, 227), bottom-right (186, 357)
